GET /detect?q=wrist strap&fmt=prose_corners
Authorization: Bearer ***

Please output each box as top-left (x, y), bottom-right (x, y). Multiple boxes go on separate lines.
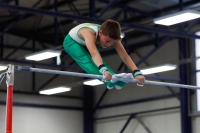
top-left (132, 69), bottom-right (143, 77)
top-left (99, 64), bottom-right (108, 74)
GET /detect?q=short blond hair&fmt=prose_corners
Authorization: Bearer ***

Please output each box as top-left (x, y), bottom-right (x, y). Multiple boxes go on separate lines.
top-left (100, 19), bottom-right (121, 40)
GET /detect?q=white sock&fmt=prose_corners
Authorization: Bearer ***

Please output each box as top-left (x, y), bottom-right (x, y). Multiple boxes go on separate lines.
top-left (107, 86), bottom-right (114, 89)
top-left (115, 85), bottom-right (122, 90)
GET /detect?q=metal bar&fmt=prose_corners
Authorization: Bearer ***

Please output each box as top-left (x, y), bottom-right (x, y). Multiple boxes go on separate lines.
top-left (0, 35), bottom-right (3, 57)
top-left (179, 1), bottom-right (192, 132)
top-left (5, 86), bottom-right (13, 133)
top-left (96, 0), bottom-right (117, 18)
top-left (0, 0), bottom-right (58, 26)
top-left (0, 0), bottom-right (43, 38)
top-left (112, 9), bottom-right (123, 20)
top-left (83, 85), bottom-right (94, 133)
top-left (37, 19), bottom-right (73, 33)
top-left (101, 36), bottom-right (167, 57)
top-left (68, 3), bottom-right (76, 15)
top-left (5, 38), bottom-right (31, 58)
top-left (89, 0), bottom-right (95, 17)
top-left (117, 51), bottom-right (131, 72)
top-left (145, 33), bottom-right (155, 45)
top-left (0, 60), bottom-right (186, 84)
top-left (136, 37), bottom-right (171, 66)
top-left (2, 44), bottom-right (41, 51)
top-left (135, 117), bottom-right (152, 133)
top-left (98, 0), bottom-right (157, 18)
top-left (123, 6), bottom-right (127, 33)
top-left (119, 23), bottom-right (200, 39)
top-left (54, 0), bottom-right (58, 46)
top-left (126, 5), bottom-right (157, 18)
top-left (38, 75), bottom-right (59, 90)
top-left (5, 64), bottom-right (14, 133)
top-left (15, 65), bottom-right (103, 78)
top-left (120, 115), bottom-right (133, 133)
top-left (32, 40), bottom-right (35, 91)
top-left (1, 3), bottom-right (200, 39)
top-left (14, 65), bottom-right (200, 90)
top-left (185, 18), bottom-right (200, 32)
top-left (179, 30), bottom-right (192, 133)
top-left (98, 94), bottom-right (178, 109)
top-left (70, 2), bottom-right (80, 15)
top-left (93, 88), bottom-right (108, 114)
top-left (0, 19), bottom-right (20, 38)
top-left (135, 52), bottom-right (180, 101)
top-left (95, 106), bottom-right (180, 120)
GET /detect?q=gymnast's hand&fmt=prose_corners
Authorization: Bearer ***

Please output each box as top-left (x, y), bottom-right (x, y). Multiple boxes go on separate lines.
top-left (103, 71), bottom-right (112, 81)
top-left (134, 75), bottom-right (145, 86)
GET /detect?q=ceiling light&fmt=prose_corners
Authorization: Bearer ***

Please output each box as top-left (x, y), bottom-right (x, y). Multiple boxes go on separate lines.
top-left (120, 32), bottom-right (125, 38)
top-left (141, 64), bottom-right (177, 75)
top-left (0, 65), bottom-right (7, 71)
top-left (154, 10), bottom-right (200, 26)
top-left (83, 79), bottom-right (104, 86)
top-left (25, 50), bottom-right (61, 61)
top-left (39, 87), bottom-right (71, 95)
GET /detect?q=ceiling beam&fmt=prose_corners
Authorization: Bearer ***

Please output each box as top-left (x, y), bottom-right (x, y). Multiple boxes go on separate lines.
top-left (0, 3), bottom-right (200, 39)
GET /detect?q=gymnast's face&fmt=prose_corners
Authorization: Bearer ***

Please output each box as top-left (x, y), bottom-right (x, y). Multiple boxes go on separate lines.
top-left (98, 30), bottom-right (116, 48)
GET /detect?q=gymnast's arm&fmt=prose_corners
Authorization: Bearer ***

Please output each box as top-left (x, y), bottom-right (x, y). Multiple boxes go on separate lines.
top-left (113, 40), bottom-right (145, 84)
top-left (113, 40), bottom-right (138, 71)
top-left (78, 28), bottom-right (103, 67)
top-left (78, 28), bottom-right (112, 80)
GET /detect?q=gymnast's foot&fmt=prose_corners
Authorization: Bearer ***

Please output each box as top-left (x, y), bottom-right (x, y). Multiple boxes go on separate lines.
top-left (115, 85), bottom-right (122, 90)
top-left (107, 86), bottom-right (114, 89)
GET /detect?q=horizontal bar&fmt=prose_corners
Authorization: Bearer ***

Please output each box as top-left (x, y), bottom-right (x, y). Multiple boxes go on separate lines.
top-left (14, 65), bottom-right (200, 90)
top-left (0, 3), bottom-right (200, 39)
top-left (15, 65), bottom-right (102, 79)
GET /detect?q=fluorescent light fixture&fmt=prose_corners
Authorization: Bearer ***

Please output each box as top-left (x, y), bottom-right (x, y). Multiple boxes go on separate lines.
top-left (25, 50), bottom-right (61, 61)
top-left (83, 79), bottom-right (103, 86)
top-left (39, 87), bottom-right (71, 95)
top-left (154, 10), bottom-right (200, 26)
top-left (141, 64), bottom-right (177, 75)
top-left (120, 32), bottom-right (125, 38)
top-left (0, 65), bottom-right (7, 71)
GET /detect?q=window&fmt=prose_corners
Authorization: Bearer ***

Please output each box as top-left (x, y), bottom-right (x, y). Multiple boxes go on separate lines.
top-left (195, 31), bottom-right (200, 111)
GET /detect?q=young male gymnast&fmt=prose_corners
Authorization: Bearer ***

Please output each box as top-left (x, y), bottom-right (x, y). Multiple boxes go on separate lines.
top-left (63, 19), bottom-right (145, 89)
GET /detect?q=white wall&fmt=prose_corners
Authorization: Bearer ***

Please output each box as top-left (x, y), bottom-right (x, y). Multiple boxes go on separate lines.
top-left (0, 105), bottom-right (83, 133)
top-left (0, 92), bottom-right (83, 133)
top-left (94, 39), bottom-right (182, 133)
top-left (94, 85), bottom-right (180, 133)
top-left (193, 116), bottom-right (200, 133)
top-left (96, 111), bottom-right (180, 133)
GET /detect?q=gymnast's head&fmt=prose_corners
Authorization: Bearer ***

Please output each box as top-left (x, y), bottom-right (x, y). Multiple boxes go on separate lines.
top-left (99, 19), bottom-right (121, 48)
